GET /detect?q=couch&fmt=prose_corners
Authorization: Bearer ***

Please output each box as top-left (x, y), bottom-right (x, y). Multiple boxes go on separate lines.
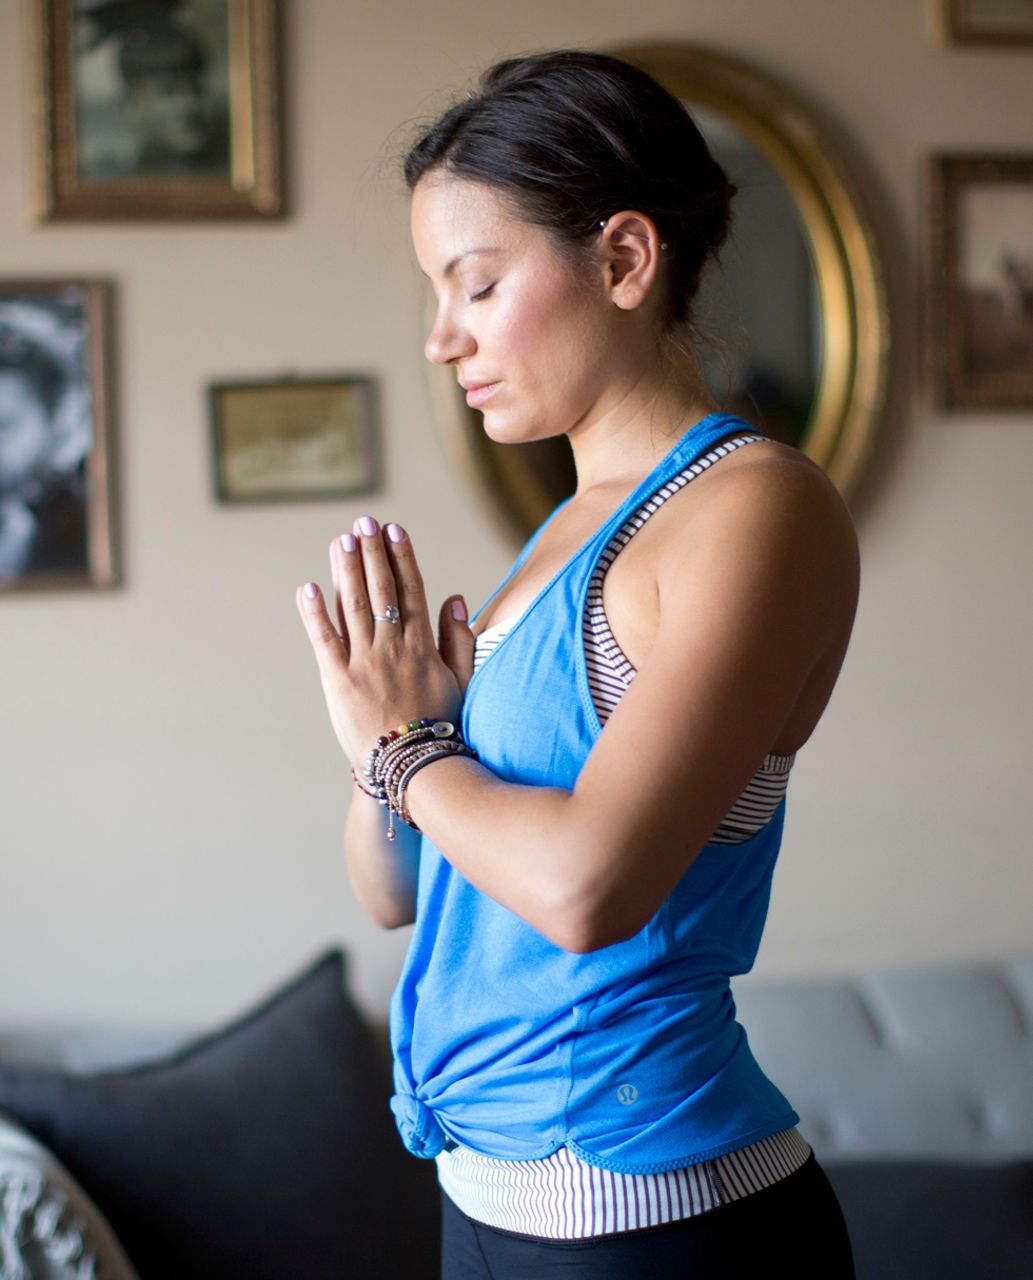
top-left (0, 950), bottom-right (1030, 1278)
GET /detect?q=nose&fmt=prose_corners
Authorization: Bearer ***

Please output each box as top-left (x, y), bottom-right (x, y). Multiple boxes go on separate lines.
top-left (424, 302), bottom-right (475, 366)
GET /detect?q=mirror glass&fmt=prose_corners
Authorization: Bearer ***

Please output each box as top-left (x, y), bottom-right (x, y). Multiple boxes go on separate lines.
top-left (692, 107), bottom-right (821, 449)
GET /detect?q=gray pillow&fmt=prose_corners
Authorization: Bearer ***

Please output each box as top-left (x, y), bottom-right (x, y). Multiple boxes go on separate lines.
top-left (0, 950), bottom-right (439, 1279)
top-left (0, 1109), bottom-right (139, 1280)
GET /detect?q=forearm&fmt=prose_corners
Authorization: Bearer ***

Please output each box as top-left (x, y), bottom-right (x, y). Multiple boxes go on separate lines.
top-left (343, 788), bottom-right (422, 928)
top-left (403, 755), bottom-right (589, 949)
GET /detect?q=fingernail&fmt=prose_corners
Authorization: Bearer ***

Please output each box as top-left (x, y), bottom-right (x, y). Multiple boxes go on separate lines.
top-left (304, 582), bottom-right (319, 599)
top-left (451, 597), bottom-right (467, 621)
top-left (386, 522), bottom-right (406, 543)
top-left (340, 532), bottom-right (357, 552)
top-left (359, 515), bottom-right (378, 536)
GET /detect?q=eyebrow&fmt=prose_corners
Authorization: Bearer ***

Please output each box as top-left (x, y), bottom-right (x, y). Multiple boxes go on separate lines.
top-left (421, 247), bottom-right (500, 279)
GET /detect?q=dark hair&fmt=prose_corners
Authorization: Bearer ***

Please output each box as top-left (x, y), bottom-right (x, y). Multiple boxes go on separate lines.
top-left (403, 49), bottom-right (736, 332)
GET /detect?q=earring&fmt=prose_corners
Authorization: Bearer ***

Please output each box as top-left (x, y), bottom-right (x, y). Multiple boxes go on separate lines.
top-left (598, 219), bottom-right (668, 250)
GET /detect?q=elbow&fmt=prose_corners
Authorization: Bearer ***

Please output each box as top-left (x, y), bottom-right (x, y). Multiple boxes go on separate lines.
top-left (538, 878), bottom-right (644, 956)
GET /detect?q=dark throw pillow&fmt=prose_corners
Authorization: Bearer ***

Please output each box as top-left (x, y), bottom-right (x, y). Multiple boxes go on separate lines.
top-left (827, 1159), bottom-right (1033, 1280)
top-left (0, 950), bottom-right (440, 1279)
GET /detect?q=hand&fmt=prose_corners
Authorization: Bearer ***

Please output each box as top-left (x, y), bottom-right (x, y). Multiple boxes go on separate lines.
top-left (295, 515), bottom-right (475, 771)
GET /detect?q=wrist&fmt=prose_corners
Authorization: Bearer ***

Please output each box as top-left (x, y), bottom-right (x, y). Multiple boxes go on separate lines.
top-left (353, 716), bottom-right (476, 842)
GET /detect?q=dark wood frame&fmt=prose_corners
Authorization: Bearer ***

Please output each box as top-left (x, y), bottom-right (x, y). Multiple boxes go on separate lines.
top-left (208, 374), bottom-right (381, 505)
top-left (928, 153), bottom-right (1033, 410)
top-left (0, 279), bottom-right (119, 593)
top-left (941, 0), bottom-right (1033, 45)
top-left (29, 0), bottom-right (284, 221)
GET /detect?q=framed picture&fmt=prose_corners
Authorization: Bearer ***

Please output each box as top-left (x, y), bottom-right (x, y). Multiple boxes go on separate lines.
top-left (209, 376), bottom-right (381, 504)
top-left (928, 155), bottom-right (1033, 410)
top-left (30, 0), bottom-right (283, 220)
top-left (0, 280), bottom-right (118, 591)
top-left (941, 0), bottom-right (1033, 44)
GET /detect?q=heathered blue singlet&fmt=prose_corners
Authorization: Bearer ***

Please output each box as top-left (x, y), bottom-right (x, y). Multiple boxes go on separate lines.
top-left (389, 412), bottom-right (799, 1173)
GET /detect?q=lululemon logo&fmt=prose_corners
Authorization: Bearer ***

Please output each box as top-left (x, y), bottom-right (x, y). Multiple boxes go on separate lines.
top-left (616, 1082), bottom-right (639, 1106)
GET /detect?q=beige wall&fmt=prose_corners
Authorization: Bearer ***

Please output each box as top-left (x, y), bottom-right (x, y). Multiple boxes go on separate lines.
top-left (2, 0), bottom-right (1031, 1031)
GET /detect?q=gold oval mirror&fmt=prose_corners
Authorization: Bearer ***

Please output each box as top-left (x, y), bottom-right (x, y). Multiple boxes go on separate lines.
top-left (424, 43), bottom-right (890, 541)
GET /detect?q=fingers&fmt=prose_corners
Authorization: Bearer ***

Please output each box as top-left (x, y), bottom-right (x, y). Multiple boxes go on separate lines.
top-left (295, 581), bottom-right (348, 681)
top-left (382, 521), bottom-right (436, 645)
top-left (322, 514), bottom-right (437, 653)
top-left (329, 539), bottom-right (350, 654)
top-left (331, 529), bottom-right (370, 647)
top-left (358, 514), bottom-right (405, 647)
top-left (439, 594), bottom-right (475, 696)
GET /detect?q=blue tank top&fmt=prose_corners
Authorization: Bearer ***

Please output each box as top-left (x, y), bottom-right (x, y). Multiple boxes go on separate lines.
top-left (388, 412), bottom-right (799, 1173)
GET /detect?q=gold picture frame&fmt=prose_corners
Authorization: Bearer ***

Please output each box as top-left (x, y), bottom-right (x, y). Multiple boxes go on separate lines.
top-left (941, 0), bottom-right (1033, 45)
top-left (0, 279), bottom-right (118, 592)
top-left (209, 375), bottom-right (381, 505)
top-left (928, 154), bottom-right (1033, 410)
top-left (30, 0), bottom-right (284, 221)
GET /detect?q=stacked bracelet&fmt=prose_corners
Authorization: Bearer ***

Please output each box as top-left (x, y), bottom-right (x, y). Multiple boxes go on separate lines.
top-left (351, 718), bottom-right (478, 840)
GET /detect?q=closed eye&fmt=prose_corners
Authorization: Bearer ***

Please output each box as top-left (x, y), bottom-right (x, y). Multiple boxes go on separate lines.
top-left (469, 283), bottom-right (495, 302)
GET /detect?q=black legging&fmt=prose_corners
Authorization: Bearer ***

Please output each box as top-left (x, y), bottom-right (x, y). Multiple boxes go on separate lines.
top-left (440, 1151), bottom-right (856, 1279)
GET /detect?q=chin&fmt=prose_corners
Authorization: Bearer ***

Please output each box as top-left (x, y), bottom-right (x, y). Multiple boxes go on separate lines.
top-left (478, 411), bottom-right (564, 448)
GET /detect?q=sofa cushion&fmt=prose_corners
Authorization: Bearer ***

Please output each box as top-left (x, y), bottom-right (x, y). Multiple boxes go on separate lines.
top-left (0, 1109), bottom-right (139, 1280)
top-left (0, 950), bottom-right (439, 1279)
top-left (827, 1159), bottom-right (1033, 1280)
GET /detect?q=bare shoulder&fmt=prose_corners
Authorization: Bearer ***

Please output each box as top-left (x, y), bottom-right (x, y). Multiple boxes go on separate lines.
top-left (665, 441), bottom-right (856, 576)
top-left (651, 440), bottom-right (860, 649)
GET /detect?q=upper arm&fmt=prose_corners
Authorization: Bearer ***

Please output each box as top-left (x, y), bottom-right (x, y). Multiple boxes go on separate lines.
top-left (563, 456), bottom-right (859, 951)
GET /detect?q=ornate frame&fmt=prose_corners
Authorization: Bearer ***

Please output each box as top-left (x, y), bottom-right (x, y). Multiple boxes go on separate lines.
top-left (208, 374), bottom-right (381, 504)
top-left (424, 43), bottom-right (890, 544)
top-left (928, 153), bottom-right (1033, 410)
top-left (29, 0), bottom-right (284, 221)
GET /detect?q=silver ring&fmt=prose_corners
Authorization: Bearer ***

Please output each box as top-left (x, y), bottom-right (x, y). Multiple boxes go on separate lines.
top-left (371, 604), bottom-right (401, 624)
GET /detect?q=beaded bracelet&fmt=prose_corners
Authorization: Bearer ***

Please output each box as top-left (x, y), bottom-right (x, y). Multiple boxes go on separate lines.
top-left (352, 718), bottom-right (477, 840)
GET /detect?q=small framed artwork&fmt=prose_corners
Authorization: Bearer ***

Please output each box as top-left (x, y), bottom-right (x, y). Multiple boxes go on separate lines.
top-left (928, 154), bottom-right (1033, 410)
top-left (0, 280), bottom-right (118, 592)
top-left (209, 376), bottom-right (381, 504)
top-left (30, 0), bottom-right (283, 221)
top-left (941, 0), bottom-right (1033, 44)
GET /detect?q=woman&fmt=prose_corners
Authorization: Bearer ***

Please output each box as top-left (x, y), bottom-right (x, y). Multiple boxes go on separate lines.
top-left (297, 49), bottom-right (859, 1278)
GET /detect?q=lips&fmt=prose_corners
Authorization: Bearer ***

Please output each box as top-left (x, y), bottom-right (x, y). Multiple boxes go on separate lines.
top-left (463, 381), bottom-right (501, 408)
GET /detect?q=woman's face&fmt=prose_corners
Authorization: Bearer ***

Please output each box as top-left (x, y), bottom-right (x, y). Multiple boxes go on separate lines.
top-left (0, 370), bottom-right (52, 487)
top-left (411, 174), bottom-right (617, 445)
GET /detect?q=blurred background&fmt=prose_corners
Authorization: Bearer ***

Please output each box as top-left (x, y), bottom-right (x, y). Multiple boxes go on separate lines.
top-left (1, 0), bottom-right (1030, 1033)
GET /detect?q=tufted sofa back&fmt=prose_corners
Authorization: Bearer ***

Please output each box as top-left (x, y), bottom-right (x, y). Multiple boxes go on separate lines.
top-left (734, 957), bottom-right (1033, 1161)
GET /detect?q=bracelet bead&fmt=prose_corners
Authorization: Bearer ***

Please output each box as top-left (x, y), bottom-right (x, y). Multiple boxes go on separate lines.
top-left (355, 715), bottom-right (478, 840)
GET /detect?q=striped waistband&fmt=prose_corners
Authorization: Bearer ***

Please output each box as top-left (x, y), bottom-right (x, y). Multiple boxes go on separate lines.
top-left (436, 1127), bottom-right (812, 1240)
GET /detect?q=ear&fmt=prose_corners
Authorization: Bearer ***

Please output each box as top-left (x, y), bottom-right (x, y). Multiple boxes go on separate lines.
top-left (597, 212), bottom-right (665, 312)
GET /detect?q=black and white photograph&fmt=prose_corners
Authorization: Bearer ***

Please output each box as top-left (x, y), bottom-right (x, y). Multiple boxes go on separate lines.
top-left (74, 0), bottom-right (232, 182)
top-left (31, 0), bottom-right (284, 219)
top-left (0, 282), bottom-right (116, 590)
top-left (929, 155), bottom-right (1033, 408)
top-left (209, 375), bottom-right (380, 504)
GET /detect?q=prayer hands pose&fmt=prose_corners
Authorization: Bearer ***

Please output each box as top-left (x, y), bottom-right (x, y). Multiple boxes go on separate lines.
top-left (295, 515), bottom-right (474, 772)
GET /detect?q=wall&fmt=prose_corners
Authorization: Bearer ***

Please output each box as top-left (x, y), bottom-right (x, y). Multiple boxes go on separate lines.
top-left (1, 0), bottom-right (1030, 1032)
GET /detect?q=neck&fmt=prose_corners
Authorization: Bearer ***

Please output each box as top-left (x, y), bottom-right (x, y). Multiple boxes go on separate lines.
top-left (566, 355), bottom-right (719, 502)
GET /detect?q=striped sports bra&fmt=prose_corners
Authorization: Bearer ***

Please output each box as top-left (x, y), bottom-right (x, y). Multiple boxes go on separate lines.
top-left (437, 433), bottom-right (809, 1238)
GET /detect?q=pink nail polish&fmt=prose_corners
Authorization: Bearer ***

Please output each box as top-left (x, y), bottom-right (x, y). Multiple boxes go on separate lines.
top-left (359, 515), bottom-right (378, 536)
top-left (304, 582), bottom-right (318, 599)
top-left (386, 522), bottom-right (406, 543)
top-left (340, 533), bottom-right (357, 552)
